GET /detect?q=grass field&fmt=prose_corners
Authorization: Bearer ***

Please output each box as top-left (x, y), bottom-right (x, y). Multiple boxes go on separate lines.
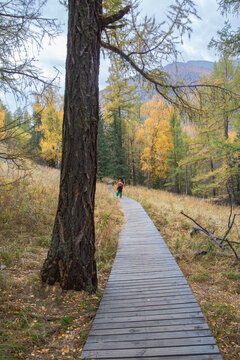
top-left (0, 164), bottom-right (123, 360)
top-left (124, 185), bottom-right (240, 360)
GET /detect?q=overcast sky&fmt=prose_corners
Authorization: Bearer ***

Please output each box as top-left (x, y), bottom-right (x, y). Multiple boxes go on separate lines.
top-left (38, 0), bottom-right (228, 89)
top-left (2, 0), bottom-right (237, 111)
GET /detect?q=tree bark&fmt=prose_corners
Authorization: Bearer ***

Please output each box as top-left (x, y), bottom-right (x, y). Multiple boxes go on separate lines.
top-left (41, 0), bottom-right (102, 291)
top-left (210, 159), bottom-right (216, 197)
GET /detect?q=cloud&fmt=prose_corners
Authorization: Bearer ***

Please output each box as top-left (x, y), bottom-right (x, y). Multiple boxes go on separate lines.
top-left (37, 35), bottom-right (67, 90)
top-left (39, 36), bottom-right (67, 64)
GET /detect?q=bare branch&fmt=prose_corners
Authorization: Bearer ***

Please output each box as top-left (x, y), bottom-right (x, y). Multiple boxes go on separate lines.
top-left (181, 210), bottom-right (239, 260)
top-left (181, 211), bottom-right (225, 249)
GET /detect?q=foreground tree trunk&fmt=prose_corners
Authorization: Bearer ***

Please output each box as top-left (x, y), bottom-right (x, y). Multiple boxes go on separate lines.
top-left (41, 0), bottom-right (102, 291)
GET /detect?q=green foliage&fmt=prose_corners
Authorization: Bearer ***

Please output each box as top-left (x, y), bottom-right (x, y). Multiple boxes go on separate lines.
top-left (224, 271), bottom-right (240, 281)
top-left (166, 112), bottom-right (189, 194)
top-left (97, 114), bottom-right (112, 179)
top-left (30, 99), bottom-right (43, 150)
top-left (61, 316), bottom-right (73, 327)
top-left (209, 0), bottom-right (240, 57)
top-left (101, 58), bottom-right (140, 181)
top-left (108, 110), bottom-right (129, 179)
top-left (180, 55), bottom-right (240, 203)
top-left (190, 270), bottom-right (211, 283)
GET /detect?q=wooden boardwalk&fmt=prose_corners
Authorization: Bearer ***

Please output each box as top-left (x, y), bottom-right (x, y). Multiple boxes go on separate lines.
top-left (81, 195), bottom-right (222, 359)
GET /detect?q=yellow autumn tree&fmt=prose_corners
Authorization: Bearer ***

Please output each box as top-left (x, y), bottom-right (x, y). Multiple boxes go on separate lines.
top-left (137, 95), bottom-right (173, 188)
top-left (38, 90), bottom-right (63, 168)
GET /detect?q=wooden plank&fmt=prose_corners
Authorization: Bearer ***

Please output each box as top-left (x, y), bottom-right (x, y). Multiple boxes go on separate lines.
top-left (105, 278), bottom-right (189, 288)
top-left (81, 345), bottom-right (220, 359)
top-left (94, 312), bottom-right (204, 324)
top-left (86, 329), bottom-right (213, 343)
top-left (95, 306), bottom-right (201, 319)
top-left (108, 273), bottom-right (184, 281)
top-left (91, 355), bottom-right (222, 360)
top-left (98, 302), bottom-right (200, 313)
top-left (91, 317), bottom-right (206, 330)
top-left (98, 295), bottom-right (197, 309)
top-left (84, 337), bottom-right (216, 350)
top-left (89, 323), bottom-right (211, 336)
top-left (102, 286), bottom-right (192, 297)
top-left (100, 291), bottom-right (194, 302)
top-left (104, 282), bottom-right (189, 292)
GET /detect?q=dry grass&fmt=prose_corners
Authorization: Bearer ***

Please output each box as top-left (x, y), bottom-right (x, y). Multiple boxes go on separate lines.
top-left (0, 164), bottom-right (123, 360)
top-left (124, 185), bottom-right (240, 360)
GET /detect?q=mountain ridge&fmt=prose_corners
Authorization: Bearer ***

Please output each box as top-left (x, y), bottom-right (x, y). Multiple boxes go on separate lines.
top-left (164, 60), bottom-right (214, 84)
top-left (100, 59), bottom-right (214, 103)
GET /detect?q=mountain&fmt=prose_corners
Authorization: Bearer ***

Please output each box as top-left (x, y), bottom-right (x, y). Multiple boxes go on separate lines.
top-left (100, 60), bottom-right (214, 104)
top-left (164, 60), bottom-right (214, 84)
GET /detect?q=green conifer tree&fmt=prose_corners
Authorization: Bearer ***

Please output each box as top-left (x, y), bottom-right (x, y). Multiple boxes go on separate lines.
top-left (97, 113), bottom-right (111, 180)
top-left (167, 112), bottom-right (188, 193)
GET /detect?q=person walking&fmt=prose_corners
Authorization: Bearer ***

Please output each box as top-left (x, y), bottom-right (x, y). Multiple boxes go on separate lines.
top-left (116, 179), bottom-right (124, 198)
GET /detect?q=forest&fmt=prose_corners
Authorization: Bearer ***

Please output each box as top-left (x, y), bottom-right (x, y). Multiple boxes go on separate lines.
top-left (0, 0), bottom-right (240, 359)
top-left (1, 55), bottom-right (240, 203)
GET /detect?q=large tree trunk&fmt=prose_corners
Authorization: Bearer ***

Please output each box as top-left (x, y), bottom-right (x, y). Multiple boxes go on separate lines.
top-left (41, 0), bottom-right (102, 291)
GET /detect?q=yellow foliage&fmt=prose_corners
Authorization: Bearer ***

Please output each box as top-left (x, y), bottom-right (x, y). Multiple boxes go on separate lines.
top-left (228, 130), bottom-right (237, 143)
top-left (138, 95), bottom-right (173, 180)
top-left (37, 90), bottom-right (63, 167)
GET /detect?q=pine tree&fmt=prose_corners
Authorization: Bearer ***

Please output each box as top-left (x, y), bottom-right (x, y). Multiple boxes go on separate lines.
top-left (30, 97), bottom-right (43, 150)
top-left (97, 113), bottom-right (111, 180)
top-left (107, 110), bottom-right (129, 180)
top-left (102, 58), bottom-right (138, 181)
top-left (125, 102), bottom-right (143, 185)
top-left (167, 112), bottom-right (188, 194)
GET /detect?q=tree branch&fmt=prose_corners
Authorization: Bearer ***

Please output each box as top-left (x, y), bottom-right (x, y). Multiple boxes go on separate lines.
top-left (181, 210), bottom-right (239, 260)
top-left (101, 5), bottom-right (131, 28)
top-left (100, 40), bottom-right (238, 111)
top-left (181, 211), bottom-right (225, 249)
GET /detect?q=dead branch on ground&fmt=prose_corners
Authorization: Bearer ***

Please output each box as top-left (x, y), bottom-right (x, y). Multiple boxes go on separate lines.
top-left (180, 210), bottom-right (240, 260)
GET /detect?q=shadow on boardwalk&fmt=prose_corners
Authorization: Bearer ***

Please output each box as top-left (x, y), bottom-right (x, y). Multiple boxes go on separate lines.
top-left (81, 191), bottom-right (222, 360)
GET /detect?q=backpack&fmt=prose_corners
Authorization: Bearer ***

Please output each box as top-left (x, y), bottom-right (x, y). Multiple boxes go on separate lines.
top-left (117, 183), bottom-right (123, 191)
